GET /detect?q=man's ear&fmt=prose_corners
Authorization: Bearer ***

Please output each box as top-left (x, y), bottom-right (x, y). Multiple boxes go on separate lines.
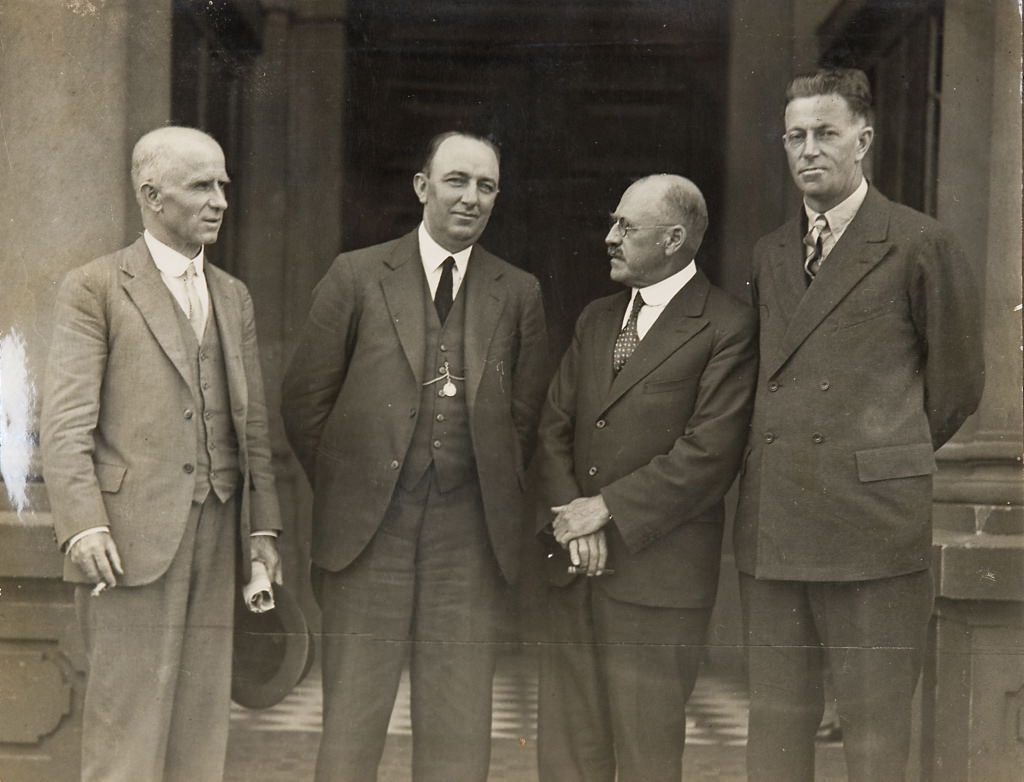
top-left (855, 125), bottom-right (875, 162)
top-left (412, 172), bottom-right (428, 205)
top-left (664, 225), bottom-right (687, 255)
top-left (140, 183), bottom-right (162, 212)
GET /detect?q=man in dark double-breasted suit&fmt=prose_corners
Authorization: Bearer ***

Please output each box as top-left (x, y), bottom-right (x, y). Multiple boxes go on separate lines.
top-left (282, 131), bottom-right (548, 781)
top-left (735, 69), bottom-right (984, 782)
top-left (534, 174), bottom-right (757, 782)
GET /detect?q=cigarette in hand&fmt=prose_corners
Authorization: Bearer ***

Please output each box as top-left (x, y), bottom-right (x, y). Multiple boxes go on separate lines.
top-left (91, 582), bottom-right (109, 597)
top-left (567, 566), bottom-right (615, 575)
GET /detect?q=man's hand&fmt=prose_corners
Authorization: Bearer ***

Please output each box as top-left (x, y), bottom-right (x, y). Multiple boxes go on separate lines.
top-left (250, 535), bottom-right (283, 585)
top-left (552, 494), bottom-right (612, 546)
top-left (69, 531), bottom-right (124, 587)
top-left (567, 530), bottom-right (609, 576)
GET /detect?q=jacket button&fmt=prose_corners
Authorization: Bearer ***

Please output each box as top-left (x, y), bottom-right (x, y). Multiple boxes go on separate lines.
top-left (436, 413), bottom-right (445, 422)
top-left (764, 433), bottom-right (776, 444)
top-left (183, 463), bottom-right (195, 474)
top-left (819, 380), bottom-right (830, 390)
top-left (439, 344), bottom-right (447, 352)
top-left (433, 440), bottom-right (442, 449)
top-left (767, 381), bottom-right (780, 392)
top-left (588, 466), bottom-right (598, 476)
top-left (595, 419), bottom-right (606, 429)
top-left (437, 389), bottom-right (446, 398)
top-left (389, 460), bottom-right (400, 470)
top-left (184, 409), bottom-right (194, 420)
top-left (812, 432), bottom-right (824, 444)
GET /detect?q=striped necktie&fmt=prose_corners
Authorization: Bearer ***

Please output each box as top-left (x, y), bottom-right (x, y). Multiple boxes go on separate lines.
top-left (803, 213), bottom-right (830, 281)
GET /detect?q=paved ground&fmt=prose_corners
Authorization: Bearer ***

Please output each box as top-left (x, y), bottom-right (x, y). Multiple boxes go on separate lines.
top-left (226, 648), bottom-right (848, 780)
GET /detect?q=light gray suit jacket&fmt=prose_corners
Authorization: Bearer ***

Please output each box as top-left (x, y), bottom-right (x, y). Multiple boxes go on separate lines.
top-left (42, 236), bottom-right (282, 586)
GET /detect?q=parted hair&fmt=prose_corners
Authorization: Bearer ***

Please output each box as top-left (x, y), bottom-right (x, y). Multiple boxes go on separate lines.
top-left (786, 68), bottom-right (874, 125)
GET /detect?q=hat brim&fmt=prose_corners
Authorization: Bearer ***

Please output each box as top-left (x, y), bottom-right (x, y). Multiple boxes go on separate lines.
top-left (231, 583), bottom-right (315, 709)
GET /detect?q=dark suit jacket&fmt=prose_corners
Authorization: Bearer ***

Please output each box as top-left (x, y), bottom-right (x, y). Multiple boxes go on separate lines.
top-left (535, 269), bottom-right (757, 609)
top-left (281, 230), bottom-right (548, 584)
top-left (41, 237), bottom-right (282, 586)
top-left (735, 187), bottom-right (984, 581)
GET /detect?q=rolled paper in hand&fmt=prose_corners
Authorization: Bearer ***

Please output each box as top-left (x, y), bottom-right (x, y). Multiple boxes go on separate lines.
top-left (243, 561), bottom-right (276, 613)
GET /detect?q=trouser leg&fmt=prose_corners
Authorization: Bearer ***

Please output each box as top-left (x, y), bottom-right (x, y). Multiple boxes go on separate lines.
top-left (815, 570), bottom-right (933, 782)
top-left (409, 476), bottom-right (503, 782)
top-left (740, 573), bottom-right (822, 782)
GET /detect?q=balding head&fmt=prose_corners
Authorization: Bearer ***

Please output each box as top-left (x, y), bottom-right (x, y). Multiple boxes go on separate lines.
top-left (630, 174), bottom-right (708, 258)
top-left (131, 126), bottom-right (229, 258)
top-left (131, 127), bottom-right (223, 206)
top-left (606, 174), bottom-right (708, 288)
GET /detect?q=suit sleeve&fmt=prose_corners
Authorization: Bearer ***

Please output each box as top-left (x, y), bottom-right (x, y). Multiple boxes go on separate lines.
top-left (239, 284), bottom-right (282, 533)
top-left (281, 255), bottom-right (358, 485)
top-left (601, 306), bottom-right (758, 554)
top-left (533, 309), bottom-right (586, 531)
top-left (908, 226), bottom-right (985, 448)
top-left (510, 277), bottom-right (549, 467)
top-left (40, 267), bottom-right (112, 548)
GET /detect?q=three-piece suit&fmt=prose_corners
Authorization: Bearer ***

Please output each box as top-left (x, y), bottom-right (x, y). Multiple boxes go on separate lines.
top-left (41, 236), bottom-right (281, 781)
top-left (282, 228), bottom-right (547, 780)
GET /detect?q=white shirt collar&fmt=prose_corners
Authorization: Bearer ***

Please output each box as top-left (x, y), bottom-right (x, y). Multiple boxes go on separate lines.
top-left (803, 177), bottom-right (868, 241)
top-left (632, 259), bottom-right (697, 307)
top-left (144, 230), bottom-right (206, 276)
top-left (417, 222), bottom-right (473, 276)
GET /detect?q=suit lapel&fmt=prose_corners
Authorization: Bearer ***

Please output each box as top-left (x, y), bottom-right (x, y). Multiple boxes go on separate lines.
top-left (206, 264), bottom-right (248, 413)
top-left (120, 237), bottom-right (194, 388)
top-left (588, 293), bottom-right (626, 400)
top-left (463, 247), bottom-right (507, 411)
top-left (380, 231), bottom-right (428, 385)
top-left (766, 216), bottom-right (808, 327)
top-left (767, 187), bottom-right (893, 377)
top-left (600, 270), bottom-right (711, 414)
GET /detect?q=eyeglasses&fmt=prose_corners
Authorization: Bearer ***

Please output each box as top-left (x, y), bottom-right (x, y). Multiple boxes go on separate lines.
top-left (782, 127), bottom-right (843, 150)
top-left (608, 217), bottom-right (677, 238)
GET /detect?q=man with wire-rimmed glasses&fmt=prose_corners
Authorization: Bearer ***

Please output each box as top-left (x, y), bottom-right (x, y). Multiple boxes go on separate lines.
top-left (534, 174), bottom-right (757, 782)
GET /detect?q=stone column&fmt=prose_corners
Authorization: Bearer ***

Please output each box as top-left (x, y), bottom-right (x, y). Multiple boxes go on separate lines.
top-left (923, 0), bottom-right (1024, 778)
top-left (0, 3), bottom-right (172, 778)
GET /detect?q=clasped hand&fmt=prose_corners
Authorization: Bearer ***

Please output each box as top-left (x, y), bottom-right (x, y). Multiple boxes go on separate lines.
top-left (551, 495), bottom-right (612, 576)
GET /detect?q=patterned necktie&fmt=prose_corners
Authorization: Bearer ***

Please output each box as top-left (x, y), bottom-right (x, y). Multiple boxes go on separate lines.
top-left (803, 213), bottom-right (830, 281)
top-left (434, 256), bottom-right (455, 323)
top-left (612, 292), bottom-right (645, 374)
top-left (182, 262), bottom-right (205, 340)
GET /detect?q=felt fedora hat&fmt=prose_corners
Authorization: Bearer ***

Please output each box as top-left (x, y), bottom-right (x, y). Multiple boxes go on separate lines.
top-left (231, 583), bottom-right (315, 709)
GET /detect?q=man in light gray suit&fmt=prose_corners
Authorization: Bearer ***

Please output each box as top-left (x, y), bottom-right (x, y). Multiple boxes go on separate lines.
top-left (41, 126), bottom-right (282, 782)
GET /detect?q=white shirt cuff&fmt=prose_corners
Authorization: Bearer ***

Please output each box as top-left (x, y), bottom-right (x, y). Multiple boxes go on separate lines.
top-left (65, 526), bottom-right (109, 553)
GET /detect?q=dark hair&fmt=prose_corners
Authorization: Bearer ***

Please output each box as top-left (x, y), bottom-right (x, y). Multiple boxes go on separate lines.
top-left (420, 131), bottom-right (501, 175)
top-left (786, 68), bottom-right (874, 125)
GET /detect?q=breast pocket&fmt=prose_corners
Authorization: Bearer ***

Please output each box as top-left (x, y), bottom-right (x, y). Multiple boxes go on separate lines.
top-left (643, 375), bottom-right (699, 394)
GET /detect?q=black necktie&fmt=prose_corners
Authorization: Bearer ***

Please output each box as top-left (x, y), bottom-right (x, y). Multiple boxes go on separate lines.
top-left (612, 292), bottom-right (645, 374)
top-left (434, 257), bottom-right (455, 323)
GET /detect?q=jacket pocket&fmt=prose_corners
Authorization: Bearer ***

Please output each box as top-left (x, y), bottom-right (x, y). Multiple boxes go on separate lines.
top-left (855, 443), bottom-right (936, 483)
top-left (643, 375), bottom-right (698, 394)
top-left (95, 462), bottom-right (127, 493)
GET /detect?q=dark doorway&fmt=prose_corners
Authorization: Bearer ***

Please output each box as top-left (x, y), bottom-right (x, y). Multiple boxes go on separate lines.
top-left (343, 1), bottom-right (731, 349)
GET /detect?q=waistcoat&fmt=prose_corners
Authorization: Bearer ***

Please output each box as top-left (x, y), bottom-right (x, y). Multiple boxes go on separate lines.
top-left (399, 273), bottom-right (476, 492)
top-left (170, 293), bottom-right (241, 503)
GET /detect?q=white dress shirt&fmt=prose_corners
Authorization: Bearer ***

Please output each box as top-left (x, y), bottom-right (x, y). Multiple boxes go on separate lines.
top-left (622, 260), bottom-right (698, 339)
top-left (418, 222), bottom-right (472, 299)
top-left (803, 177), bottom-right (869, 260)
top-left (144, 230), bottom-right (210, 333)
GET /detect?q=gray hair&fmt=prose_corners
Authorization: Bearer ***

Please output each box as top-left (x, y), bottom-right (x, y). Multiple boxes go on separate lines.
top-left (131, 126), bottom-right (220, 205)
